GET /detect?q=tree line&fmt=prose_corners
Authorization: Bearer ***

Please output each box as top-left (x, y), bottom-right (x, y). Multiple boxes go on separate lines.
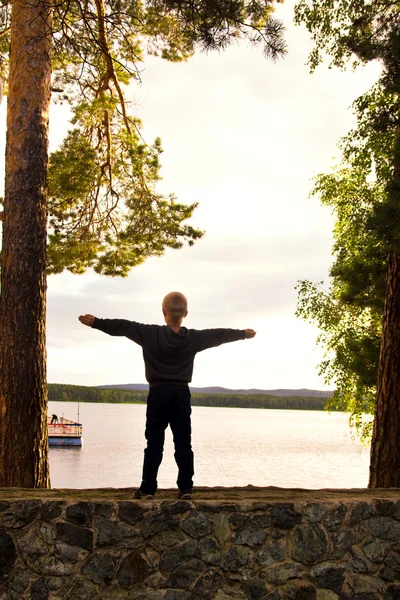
top-left (48, 383), bottom-right (332, 411)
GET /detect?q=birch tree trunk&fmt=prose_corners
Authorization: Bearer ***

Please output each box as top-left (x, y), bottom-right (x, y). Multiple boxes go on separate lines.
top-left (0, 0), bottom-right (52, 487)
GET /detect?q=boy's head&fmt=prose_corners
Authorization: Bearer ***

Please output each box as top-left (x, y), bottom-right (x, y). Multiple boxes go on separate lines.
top-left (162, 292), bottom-right (188, 324)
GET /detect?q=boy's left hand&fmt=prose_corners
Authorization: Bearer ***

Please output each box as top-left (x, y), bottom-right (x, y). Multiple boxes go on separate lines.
top-left (245, 329), bottom-right (256, 338)
top-left (79, 314), bottom-right (95, 327)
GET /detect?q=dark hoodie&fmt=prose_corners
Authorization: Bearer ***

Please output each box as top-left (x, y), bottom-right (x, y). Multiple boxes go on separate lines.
top-left (92, 318), bottom-right (246, 387)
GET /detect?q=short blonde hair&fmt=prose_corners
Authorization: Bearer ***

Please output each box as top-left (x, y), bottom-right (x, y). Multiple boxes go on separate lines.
top-left (162, 291), bottom-right (188, 324)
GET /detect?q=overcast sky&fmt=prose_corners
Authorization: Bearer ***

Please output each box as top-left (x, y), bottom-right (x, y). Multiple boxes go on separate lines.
top-left (0, 1), bottom-right (381, 390)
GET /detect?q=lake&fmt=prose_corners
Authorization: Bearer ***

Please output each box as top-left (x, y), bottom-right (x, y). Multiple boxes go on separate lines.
top-left (48, 401), bottom-right (371, 490)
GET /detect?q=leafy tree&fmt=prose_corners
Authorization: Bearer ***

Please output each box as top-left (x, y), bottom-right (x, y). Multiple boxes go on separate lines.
top-left (295, 0), bottom-right (400, 486)
top-left (296, 159), bottom-right (386, 439)
top-left (0, 0), bottom-right (286, 487)
top-left (296, 84), bottom-right (395, 439)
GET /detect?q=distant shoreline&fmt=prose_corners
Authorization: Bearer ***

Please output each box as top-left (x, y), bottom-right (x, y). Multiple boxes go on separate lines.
top-left (48, 383), bottom-right (334, 411)
top-left (96, 383), bottom-right (333, 398)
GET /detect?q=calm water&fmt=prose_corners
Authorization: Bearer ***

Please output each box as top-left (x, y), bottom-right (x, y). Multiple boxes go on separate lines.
top-left (48, 401), bottom-right (371, 490)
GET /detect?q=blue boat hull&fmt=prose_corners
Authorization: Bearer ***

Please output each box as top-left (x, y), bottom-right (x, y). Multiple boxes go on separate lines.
top-left (49, 437), bottom-right (82, 447)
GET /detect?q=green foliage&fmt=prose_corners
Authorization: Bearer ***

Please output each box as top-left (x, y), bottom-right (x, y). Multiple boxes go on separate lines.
top-left (147, 0), bottom-right (286, 58)
top-left (47, 120), bottom-right (202, 275)
top-left (294, 0), bottom-right (400, 71)
top-left (294, 0), bottom-right (400, 438)
top-left (48, 383), bottom-right (331, 410)
top-left (0, 0), bottom-right (286, 276)
top-left (295, 103), bottom-right (392, 439)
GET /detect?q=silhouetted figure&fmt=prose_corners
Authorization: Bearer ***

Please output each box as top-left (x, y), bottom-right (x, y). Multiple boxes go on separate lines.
top-left (79, 292), bottom-right (256, 500)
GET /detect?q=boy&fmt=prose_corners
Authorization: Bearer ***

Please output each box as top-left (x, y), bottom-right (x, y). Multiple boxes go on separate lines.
top-left (79, 291), bottom-right (256, 499)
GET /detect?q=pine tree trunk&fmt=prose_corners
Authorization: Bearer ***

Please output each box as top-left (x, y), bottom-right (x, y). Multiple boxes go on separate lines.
top-left (369, 126), bottom-right (400, 488)
top-left (369, 251), bottom-right (400, 487)
top-left (0, 0), bottom-right (52, 487)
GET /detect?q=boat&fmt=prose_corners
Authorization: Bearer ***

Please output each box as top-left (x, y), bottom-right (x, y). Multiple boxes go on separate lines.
top-left (48, 415), bottom-right (83, 447)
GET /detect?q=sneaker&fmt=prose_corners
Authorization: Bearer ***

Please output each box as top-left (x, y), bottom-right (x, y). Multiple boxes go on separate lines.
top-left (178, 489), bottom-right (193, 500)
top-left (134, 489), bottom-right (154, 500)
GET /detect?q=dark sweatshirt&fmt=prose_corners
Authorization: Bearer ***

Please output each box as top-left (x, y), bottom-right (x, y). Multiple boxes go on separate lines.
top-left (92, 318), bottom-right (247, 388)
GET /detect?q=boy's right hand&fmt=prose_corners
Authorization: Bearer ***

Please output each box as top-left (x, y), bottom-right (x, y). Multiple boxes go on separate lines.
top-left (79, 314), bottom-right (95, 327)
top-left (245, 329), bottom-right (256, 338)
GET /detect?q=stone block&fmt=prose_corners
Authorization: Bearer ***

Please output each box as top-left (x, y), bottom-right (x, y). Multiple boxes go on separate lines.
top-left (5, 564), bottom-right (29, 594)
top-left (197, 536), bottom-right (222, 565)
top-left (166, 558), bottom-right (206, 588)
top-left (56, 522), bottom-right (93, 551)
top-left (160, 540), bottom-right (197, 573)
top-left (347, 547), bottom-right (373, 573)
top-left (30, 578), bottom-right (49, 600)
top-left (349, 503), bottom-right (376, 526)
top-left (304, 503), bottom-right (327, 524)
top-left (96, 517), bottom-right (139, 547)
top-left (291, 524), bottom-right (328, 565)
top-left (141, 510), bottom-right (180, 539)
top-left (321, 505), bottom-right (347, 531)
top-left (261, 562), bottom-right (304, 585)
top-left (64, 578), bottom-right (101, 600)
top-left (243, 577), bottom-right (268, 600)
top-left (221, 545), bottom-right (251, 571)
top-left (269, 504), bottom-right (302, 530)
top-left (116, 549), bottom-right (151, 588)
top-left (280, 581), bottom-right (317, 599)
top-left (256, 539), bottom-right (286, 566)
top-left (1, 500), bottom-right (41, 529)
top-left (362, 539), bottom-right (390, 563)
top-left (235, 528), bottom-right (266, 547)
top-left (66, 502), bottom-right (93, 527)
top-left (182, 511), bottom-right (212, 538)
top-left (347, 573), bottom-right (384, 594)
top-left (385, 584), bottom-right (400, 599)
top-left (81, 552), bottom-right (118, 585)
top-left (93, 502), bottom-right (114, 517)
top-left (316, 591), bottom-right (338, 600)
top-left (374, 501), bottom-right (394, 516)
top-left (369, 517), bottom-right (400, 542)
top-left (194, 569), bottom-right (223, 599)
top-left (0, 528), bottom-right (16, 580)
top-left (212, 513), bottom-right (230, 544)
top-left (118, 502), bottom-right (144, 524)
top-left (311, 562), bottom-right (345, 594)
top-left (17, 526), bottom-right (52, 561)
top-left (149, 529), bottom-right (185, 551)
top-left (54, 540), bottom-right (79, 562)
top-left (40, 501), bottom-right (65, 522)
top-left (329, 530), bottom-right (355, 560)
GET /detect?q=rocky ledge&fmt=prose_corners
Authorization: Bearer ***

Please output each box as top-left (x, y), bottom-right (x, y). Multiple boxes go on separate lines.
top-left (0, 486), bottom-right (400, 600)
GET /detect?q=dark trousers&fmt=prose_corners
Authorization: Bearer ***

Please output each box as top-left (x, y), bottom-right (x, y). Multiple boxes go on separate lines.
top-left (140, 384), bottom-right (194, 495)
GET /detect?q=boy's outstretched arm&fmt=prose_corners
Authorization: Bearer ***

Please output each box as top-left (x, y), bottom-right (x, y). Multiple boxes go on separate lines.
top-left (245, 329), bottom-right (256, 338)
top-left (194, 327), bottom-right (256, 352)
top-left (78, 314), bottom-right (149, 345)
top-left (79, 314), bottom-right (95, 327)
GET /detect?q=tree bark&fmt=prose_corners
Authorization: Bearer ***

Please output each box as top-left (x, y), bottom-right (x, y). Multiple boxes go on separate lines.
top-left (0, 0), bottom-right (52, 487)
top-left (369, 126), bottom-right (400, 488)
top-left (369, 251), bottom-right (400, 487)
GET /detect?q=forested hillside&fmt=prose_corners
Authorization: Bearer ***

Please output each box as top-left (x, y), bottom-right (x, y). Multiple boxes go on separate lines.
top-left (48, 383), bottom-right (331, 411)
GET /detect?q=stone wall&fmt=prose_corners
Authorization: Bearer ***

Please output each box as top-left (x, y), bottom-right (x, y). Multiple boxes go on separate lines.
top-left (1, 488), bottom-right (400, 600)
